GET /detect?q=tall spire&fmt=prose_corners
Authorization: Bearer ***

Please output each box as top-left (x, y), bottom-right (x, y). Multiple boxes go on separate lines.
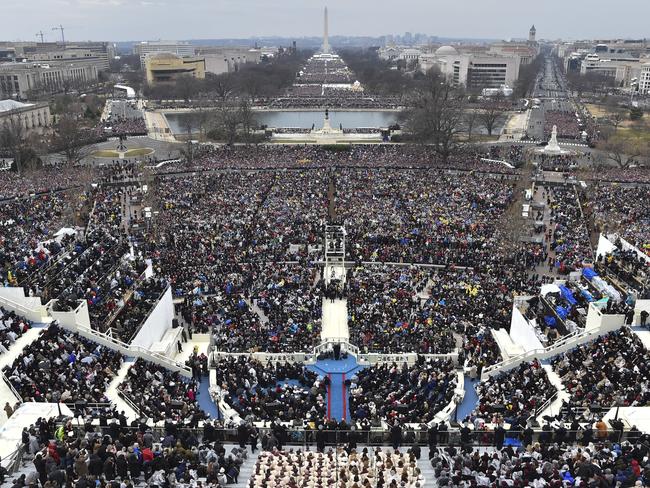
top-left (323, 6), bottom-right (330, 54)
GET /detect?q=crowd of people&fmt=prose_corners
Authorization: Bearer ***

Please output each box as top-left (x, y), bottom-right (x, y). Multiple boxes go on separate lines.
top-left (154, 145), bottom-right (522, 174)
top-left (349, 358), bottom-right (458, 425)
top-left (472, 359), bottom-right (556, 428)
top-left (347, 265), bottom-right (455, 353)
top-left (591, 185), bottom-right (650, 259)
top-left (10, 414), bottom-right (250, 488)
top-left (3, 322), bottom-right (123, 404)
top-left (214, 356), bottom-right (327, 422)
top-left (249, 448), bottom-right (425, 488)
top-left (102, 101), bottom-right (147, 136)
top-left (432, 440), bottom-right (650, 487)
top-left (552, 328), bottom-right (650, 409)
top-left (118, 358), bottom-right (207, 424)
top-left (0, 307), bottom-right (31, 354)
top-left (545, 110), bottom-right (581, 139)
top-left (545, 185), bottom-right (593, 273)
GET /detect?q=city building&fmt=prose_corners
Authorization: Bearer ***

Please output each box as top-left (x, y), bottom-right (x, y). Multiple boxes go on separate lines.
top-left (195, 47), bottom-right (262, 75)
top-left (0, 42), bottom-right (115, 71)
top-left (639, 63), bottom-right (650, 94)
top-left (0, 99), bottom-right (51, 133)
top-left (134, 41), bottom-right (195, 68)
top-left (0, 61), bottom-right (99, 99)
top-left (421, 46), bottom-right (520, 90)
top-left (145, 53), bottom-right (205, 85)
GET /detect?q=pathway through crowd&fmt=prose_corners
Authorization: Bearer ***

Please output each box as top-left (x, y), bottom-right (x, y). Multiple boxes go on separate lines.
top-left (308, 355), bottom-right (365, 421)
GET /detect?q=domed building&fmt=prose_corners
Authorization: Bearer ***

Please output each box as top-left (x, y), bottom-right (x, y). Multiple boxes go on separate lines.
top-left (435, 45), bottom-right (459, 57)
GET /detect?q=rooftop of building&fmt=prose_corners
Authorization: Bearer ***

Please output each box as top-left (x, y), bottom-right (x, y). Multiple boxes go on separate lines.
top-left (0, 99), bottom-right (34, 113)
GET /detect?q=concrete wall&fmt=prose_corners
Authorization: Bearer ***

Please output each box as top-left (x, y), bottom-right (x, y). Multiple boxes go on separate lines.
top-left (510, 306), bottom-right (544, 353)
top-left (47, 299), bottom-right (91, 330)
top-left (0, 287), bottom-right (50, 323)
top-left (131, 287), bottom-right (174, 351)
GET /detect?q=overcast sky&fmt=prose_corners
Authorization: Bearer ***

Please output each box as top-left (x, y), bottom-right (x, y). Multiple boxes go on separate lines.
top-left (4, 0), bottom-right (649, 43)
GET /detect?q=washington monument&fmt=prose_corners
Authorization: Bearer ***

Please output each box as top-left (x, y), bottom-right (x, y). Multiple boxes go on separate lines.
top-left (323, 6), bottom-right (330, 53)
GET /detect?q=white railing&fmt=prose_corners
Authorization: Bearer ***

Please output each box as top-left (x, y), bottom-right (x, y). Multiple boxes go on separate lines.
top-left (1, 370), bottom-right (24, 404)
top-left (481, 319), bottom-right (625, 379)
top-left (314, 339), bottom-right (359, 357)
top-left (57, 320), bottom-right (192, 378)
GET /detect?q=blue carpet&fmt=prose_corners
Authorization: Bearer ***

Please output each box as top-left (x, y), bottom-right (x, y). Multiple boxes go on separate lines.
top-left (197, 374), bottom-right (220, 420)
top-left (456, 376), bottom-right (479, 422)
top-left (306, 357), bottom-right (367, 421)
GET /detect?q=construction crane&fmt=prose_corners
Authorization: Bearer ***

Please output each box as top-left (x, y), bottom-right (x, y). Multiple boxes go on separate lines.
top-left (52, 25), bottom-right (65, 44)
top-left (36, 31), bottom-right (45, 43)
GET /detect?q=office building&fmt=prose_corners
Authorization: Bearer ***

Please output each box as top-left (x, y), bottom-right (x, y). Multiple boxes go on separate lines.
top-left (134, 41), bottom-right (195, 68)
top-left (145, 53), bottom-right (205, 85)
top-left (195, 47), bottom-right (262, 75)
top-left (0, 61), bottom-right (99, 99)
top-left (639, 63), bottom-right (650, 94)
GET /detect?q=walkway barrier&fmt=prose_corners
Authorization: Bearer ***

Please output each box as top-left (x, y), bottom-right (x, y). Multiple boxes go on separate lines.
top-left (59, 421), bottom-right (636, 449)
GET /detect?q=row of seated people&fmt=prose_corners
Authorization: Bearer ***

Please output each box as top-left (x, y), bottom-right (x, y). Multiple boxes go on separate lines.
top-left (349, 358), bottom-right (458, 425)
top-left (432, 441), bottom-right (650, 487)
top-left (117, 358), bottom-right (207, 425)
top-left (214, 356), bottom-right (326, 423)
top-left (249, 448), bottom-right (425, 488)
top-left (3, 322), bottom-right (122, 403)
top-left (552, 327), bottom-right (650, 409)
top-left (107, 277), bottom-right (169, 343)
top-left (0, 307), bottom-right (31, 354)
top-left (591, 185), bottom-right (650, 258)
top-left (12, 415), bottom-right (245, 488)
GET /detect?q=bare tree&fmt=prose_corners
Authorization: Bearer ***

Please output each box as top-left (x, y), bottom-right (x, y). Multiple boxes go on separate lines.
top-left (464, 109), bottom-right (479, 142)
top-left (238, 97), bottom-right (256, 144)
top-left (599, 137), bottom-right (641, 168)
top-left (51, 113), bottom-right (96, 165)
top-left (401, 68), bottom-right (466, 161)
top-left (0, 115), bottom-right (26, 172)
top-left (479, 93), bottom-right (507, 137)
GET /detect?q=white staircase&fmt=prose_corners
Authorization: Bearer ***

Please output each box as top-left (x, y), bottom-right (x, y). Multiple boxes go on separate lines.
top-left (104, 358), bottom-right (138, 421)
top-left (536, 364), bottom-right (570, 422)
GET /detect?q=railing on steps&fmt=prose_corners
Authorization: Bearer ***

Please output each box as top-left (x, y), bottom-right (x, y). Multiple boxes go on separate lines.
top-left (1, 444), bottom-right (25, 476)
top-left (117, 390), bottom-right (144, 418)
top-left (57, 321), bottom-right (192, 377)
top-left (1, 370), bottom-right (24, 405)
top-left (481, 322), bottom-right (624, 379)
